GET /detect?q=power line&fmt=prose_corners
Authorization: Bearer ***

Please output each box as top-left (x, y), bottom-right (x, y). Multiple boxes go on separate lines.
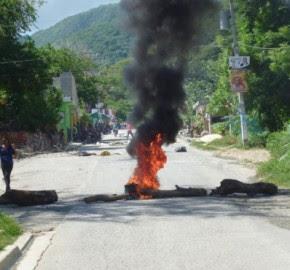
top-left (240, 43), bottom-right (290, 50)
top-left (0, 59), bottom-right (44, 64)
top-left (0, 41), bottom-right (289, 65)
top-left (0, 55), bottom-right (95, 65)
top-left (192, 41), bottom-right (290, 51)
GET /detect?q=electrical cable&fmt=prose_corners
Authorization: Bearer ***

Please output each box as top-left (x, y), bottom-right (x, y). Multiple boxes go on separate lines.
top-left (240, 43), bottom-right (290, 50)
top-left (0, 41), bottom-right (289, 65)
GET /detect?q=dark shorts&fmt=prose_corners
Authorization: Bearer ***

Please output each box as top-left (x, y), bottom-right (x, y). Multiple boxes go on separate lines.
top-left (1, 162), bottom-right (13, 186)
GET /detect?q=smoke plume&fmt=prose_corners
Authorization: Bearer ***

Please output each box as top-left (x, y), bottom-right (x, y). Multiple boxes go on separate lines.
top-left (121, 0), bottom-right (215, 148)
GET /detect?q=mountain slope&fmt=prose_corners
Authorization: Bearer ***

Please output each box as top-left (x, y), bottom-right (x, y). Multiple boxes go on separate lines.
top-left (33, 4), bottom-right (133, 65)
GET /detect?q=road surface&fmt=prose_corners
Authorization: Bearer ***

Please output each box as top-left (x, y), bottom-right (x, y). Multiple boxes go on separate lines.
top-left (1, 135), bottom-right (290, 270)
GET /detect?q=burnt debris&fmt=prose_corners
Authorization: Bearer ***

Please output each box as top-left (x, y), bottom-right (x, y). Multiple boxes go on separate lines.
top-left (210, 179), bottom-right (278, 197)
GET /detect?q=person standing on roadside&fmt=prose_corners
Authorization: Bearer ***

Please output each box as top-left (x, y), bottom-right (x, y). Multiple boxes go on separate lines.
top-left (0, 138), bottom-right (16, 193)
top-left (127, 122), bottom-right (134, 139)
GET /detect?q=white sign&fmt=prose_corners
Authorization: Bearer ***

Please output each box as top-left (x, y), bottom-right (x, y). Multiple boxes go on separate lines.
top-left (96, 103), bottom-right (104, 109)
top-left (63, 96), bottom-right (72, 102)
top-left (229, 56), bottom-right (250, 69)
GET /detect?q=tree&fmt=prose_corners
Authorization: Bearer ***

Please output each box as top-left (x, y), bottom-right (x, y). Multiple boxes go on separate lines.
top-left (236, 0), bottom-right (290, 131)
top-left (203, 0), bottom-right (290, 132)
top-left (0, 0), bottom-right (62, 132)
top-left (39, 47), bottom-right (133, 122)
top-left (0, 0), bottom-right (40, 39)
top-left (96, 59), bottom-right (133, 121)
top-left (39, 45), bottom-right (100, 106)
top-left (207, 44), bottom-right (238, 116)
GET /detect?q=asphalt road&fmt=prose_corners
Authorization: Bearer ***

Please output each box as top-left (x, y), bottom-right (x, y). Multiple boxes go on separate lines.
top-left (2, 135), bottom-right (290, 270)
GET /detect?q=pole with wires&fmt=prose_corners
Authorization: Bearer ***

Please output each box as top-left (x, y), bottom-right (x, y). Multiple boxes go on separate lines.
top-left (229, 0), bottom-right (248, 146)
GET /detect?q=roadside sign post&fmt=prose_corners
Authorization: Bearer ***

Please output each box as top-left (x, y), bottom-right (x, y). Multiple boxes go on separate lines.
top-left (238, 92), bottom-right (248, 144)
top-left (229, 0), bottom-right (248, 146)
top-left (230, 69), bottom-right (248, 93)
top-left (229, 56), bottom-right (250, 69)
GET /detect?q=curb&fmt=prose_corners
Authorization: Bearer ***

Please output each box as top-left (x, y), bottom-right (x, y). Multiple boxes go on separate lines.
top-left (15, 232), bottom-right (55, 270)
top-left (0, 233), bottom-right (33, 270)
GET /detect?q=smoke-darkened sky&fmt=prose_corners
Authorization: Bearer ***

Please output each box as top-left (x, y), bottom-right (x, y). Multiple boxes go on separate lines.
top-left (30, 0), bottom-right (119, 34)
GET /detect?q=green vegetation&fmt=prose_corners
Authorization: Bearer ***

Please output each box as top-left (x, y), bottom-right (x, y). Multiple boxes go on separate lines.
top-left (258, 131), bottom-right (290, 188)
top-left (187, 2), bottom-right (290, 192)
top-left (193, 129), bottom-right (290, 188)
top-left (0, 213), bottom-right (22, 250)
top-left (0, 1), bottom-right (133, 131)
top-left (184, 1), bottom-right (290, 134)
top-left (40, 45), bottom-right (100, 106)
top-left (32, 4), bottom-right (133, 65)
top-left (210, 116), bottom-right (269, 148)
top-left (39, 46), bottom-right (133, 122)
top-left (1, 1), bottom-right (290, 140)
top-left (97, 59), bottom-right (133, 121)
top-left (0, 1), bottom-right (289, 189)
top-left (192, 133), bottom-right (269, 151)
top-left (236, 0), bottom-right (290, 131)
top-left (217, 1), bottom-right (290, 131)
top-left (32, 1), bottom-right (290, 131)
top-left (0, 0), bottom-right (63, 132)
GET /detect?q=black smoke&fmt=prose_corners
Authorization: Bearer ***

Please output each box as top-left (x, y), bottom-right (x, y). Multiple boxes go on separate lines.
top-left (121, 0), bottom-right (215, 148)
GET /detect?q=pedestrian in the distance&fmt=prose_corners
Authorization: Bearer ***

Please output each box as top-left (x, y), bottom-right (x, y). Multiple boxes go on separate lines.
top-left (113, 122), bottom-right (119, 137)
top-left (127, 122), bottom-right (134, 139)
top-left (0, 138), bottom-right (16, 193)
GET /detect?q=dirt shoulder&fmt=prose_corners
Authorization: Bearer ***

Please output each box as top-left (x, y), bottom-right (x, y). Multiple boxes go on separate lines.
top-left (188, 134), bottom-right (271, 166)
top-left (215, 148), bottom-right (271, 165)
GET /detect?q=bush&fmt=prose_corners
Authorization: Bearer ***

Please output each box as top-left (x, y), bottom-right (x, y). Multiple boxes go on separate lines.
top-left (212, 115), bottom-right (266, 138)
top-left (285, 120), bottom-right (290, 133)
top-left (212, 122), bottom-right (228, 135)
top-left (229, 115), bottom-right (264, 136)
top-left (211, 115), bottom-right (268, 148)
top-left (247, 131), bottom-right (270, 148)
top-left (266, 131), bottom-right (290, 159)
top-left (258, 131), bottom-right (290, 187)
top-left (79, 113), bottom-right (92, 127)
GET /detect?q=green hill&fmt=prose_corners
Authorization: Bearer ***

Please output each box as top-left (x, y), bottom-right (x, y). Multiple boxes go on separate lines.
top-left (32, 4), bottom-right (133, 65)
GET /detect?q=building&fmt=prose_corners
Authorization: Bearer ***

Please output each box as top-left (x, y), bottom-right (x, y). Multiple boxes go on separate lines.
top-left (53, 72), bottom-right (80, 141)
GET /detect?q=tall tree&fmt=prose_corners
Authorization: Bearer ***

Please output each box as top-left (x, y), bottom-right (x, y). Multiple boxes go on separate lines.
top-left (236, 0), bottom-right (290, 131)
top-left (0, 0), bottom-right (39, 39)
top-left (0, 0), bottom-right (62, 131)
top-left (96, 59), bottom-right (133, 121)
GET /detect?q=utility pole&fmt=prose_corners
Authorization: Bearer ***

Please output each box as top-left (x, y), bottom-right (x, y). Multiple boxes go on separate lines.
top-left (229, 0), bottom-right (248, 145)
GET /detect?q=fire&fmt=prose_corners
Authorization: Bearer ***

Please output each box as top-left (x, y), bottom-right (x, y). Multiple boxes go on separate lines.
top-left (128, 133), bottom-right (167, 196)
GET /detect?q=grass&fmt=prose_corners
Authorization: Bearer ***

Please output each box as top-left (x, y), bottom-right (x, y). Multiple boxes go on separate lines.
top-left (0, 213), bottom-right (22, 251)
top-left (191, 133), bottom-right (267, 151)
top-left (191, 131), bottom-right (290, 188)
top-left (191, 135), bottom-right (239, 151)
top-left (258, 159), bottom-right (290, 187)
top-left (258, 131), bottom-right (290, 188)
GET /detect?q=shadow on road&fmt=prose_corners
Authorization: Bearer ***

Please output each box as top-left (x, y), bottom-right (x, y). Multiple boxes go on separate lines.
top-left (1, 193), bottom-right (289, 230)
top-left (68, 195), bottom-right (290, 224)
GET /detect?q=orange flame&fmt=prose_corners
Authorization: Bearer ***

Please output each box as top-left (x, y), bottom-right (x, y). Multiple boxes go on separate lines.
top-left (128, 134), bottom-right (167, 196)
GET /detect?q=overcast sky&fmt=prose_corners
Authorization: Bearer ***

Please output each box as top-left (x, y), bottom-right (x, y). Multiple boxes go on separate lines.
top-left (30, 0), bottom-right (119, 34)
